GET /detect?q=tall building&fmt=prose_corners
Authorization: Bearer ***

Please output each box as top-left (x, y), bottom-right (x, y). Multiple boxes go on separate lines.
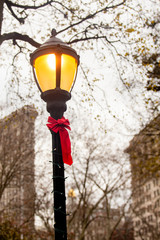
top-left (0, 105), bottom-right (37, 233)
top-left (125, 115), bottom-right (160, 240)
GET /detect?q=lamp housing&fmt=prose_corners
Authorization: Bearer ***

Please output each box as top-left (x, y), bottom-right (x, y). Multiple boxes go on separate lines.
top-left (30, 30), bottom-right (80, 118)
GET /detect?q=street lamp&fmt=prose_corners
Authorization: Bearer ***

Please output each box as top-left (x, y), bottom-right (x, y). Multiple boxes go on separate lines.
top-left (30, 29), bottom-right (79, 240)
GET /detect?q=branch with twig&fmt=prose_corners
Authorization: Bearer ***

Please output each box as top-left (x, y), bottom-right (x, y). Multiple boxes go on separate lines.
top-left (0, 32), bottom-right (40, 47)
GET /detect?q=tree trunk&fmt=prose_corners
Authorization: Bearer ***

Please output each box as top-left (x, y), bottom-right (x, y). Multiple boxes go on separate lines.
top-left (0, 0), bottom-right (5, 35)
top-left (105, 196), bottom-right (111, 240)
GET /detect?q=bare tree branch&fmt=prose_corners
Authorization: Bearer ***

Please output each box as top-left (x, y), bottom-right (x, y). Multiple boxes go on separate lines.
top-left (5, 0), bottom-right (74, 13)
top-left (0, 32), bottom-right (40, 47)
top-left (57, 0), bottom-right (126, 35)
top-left (5, 0), bottom-right (26, 24)
top-left (5, 0), bottom-right (55, 10)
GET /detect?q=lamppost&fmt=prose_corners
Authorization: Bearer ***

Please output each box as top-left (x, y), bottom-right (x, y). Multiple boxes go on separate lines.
top-left (30, 29), bottom-right (79, 240)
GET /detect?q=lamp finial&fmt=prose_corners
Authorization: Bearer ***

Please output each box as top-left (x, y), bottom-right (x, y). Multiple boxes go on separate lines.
top-left (51, 29), bottom-right (57, 37)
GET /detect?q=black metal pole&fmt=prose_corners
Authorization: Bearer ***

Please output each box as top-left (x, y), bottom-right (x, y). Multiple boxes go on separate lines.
top-left (51, 131), bottom-right (67, 240)
top-left (42, 89), bottom-right (71, 240)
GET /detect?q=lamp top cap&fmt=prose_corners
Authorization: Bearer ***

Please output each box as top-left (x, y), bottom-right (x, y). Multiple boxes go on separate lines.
top-left (30, 28), bottom-right (80, 65)
top-left (40, 28), bottom-right (67, 48)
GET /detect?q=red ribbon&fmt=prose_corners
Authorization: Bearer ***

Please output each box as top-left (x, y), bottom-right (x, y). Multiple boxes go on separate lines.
top-left (47, 116), bottom-right (73, 166)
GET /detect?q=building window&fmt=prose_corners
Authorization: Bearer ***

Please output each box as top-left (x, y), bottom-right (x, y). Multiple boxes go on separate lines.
top-left (148, 215), bottom-right (153, 221)
top-left (155, 199), bottom-right (160, 208)
top-left (147, 204), bottom-right (152, 211)
top-left (146, 194), bottom-right (151, 201)
top-left (153, 179), bottom-right (159, 187)
top-left (146, 183), bottom-right (151, 191)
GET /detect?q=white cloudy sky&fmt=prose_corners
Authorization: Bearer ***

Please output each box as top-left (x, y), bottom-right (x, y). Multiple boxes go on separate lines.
top-left (0, 0), bottom-right (159, 160)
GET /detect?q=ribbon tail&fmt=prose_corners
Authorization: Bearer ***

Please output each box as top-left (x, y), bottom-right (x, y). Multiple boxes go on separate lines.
top-left (63, 152), bottom-right (73, 166)
top-left (59, 130), bottom-right (73, 166)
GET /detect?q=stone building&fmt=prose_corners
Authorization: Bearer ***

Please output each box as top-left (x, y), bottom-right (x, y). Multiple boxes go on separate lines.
top-left (125, 114), bottom-right (160, 240)
top-left (0, 105), bottom-right (37, 233)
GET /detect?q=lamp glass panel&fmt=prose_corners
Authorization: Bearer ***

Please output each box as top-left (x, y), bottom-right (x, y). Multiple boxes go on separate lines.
top-left (60, 54), bottom-right (78, 92)
top-left (34, 54), bottom-right (56, 92)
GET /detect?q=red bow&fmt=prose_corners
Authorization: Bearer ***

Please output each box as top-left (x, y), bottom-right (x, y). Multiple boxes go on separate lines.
top-left (47, 116), bottom-right (72, 166)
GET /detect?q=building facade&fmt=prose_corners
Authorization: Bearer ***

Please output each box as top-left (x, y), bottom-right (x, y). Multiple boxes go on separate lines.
top-left (0, 105), bottom-right (37, 233)
top-left (126, 115), bottom-right (160, 240)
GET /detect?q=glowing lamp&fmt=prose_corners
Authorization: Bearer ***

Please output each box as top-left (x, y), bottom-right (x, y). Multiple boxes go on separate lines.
top-left (30, 29), bottom-right (79, 118)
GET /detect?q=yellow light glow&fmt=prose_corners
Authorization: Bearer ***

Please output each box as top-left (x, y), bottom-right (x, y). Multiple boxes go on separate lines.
top-left (47, 54), bottom-right (56, 70)
top-left (60, 54), bottom-right (77, 92)
top-left (34, 54), bottom-right (56, 92)
top-left (68, 188), bottom-right (76, 198)
top-left (34, 53), bottom-right (78, 92)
